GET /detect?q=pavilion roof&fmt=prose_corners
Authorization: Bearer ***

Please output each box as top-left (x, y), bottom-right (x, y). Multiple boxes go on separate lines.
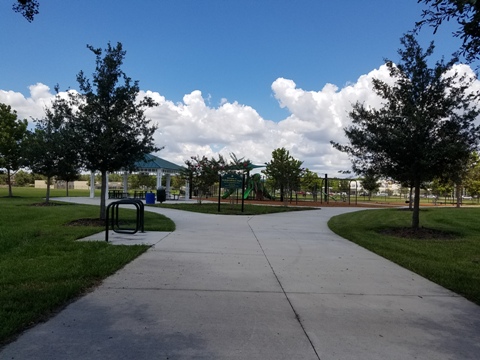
top-left (135, 154), bottom-right (184, 172)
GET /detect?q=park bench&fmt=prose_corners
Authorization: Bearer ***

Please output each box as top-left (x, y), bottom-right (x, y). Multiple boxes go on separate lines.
top-left (169, 190), bottom-right (180, 200)
top-left (108, 190), bottom-right (129, 199)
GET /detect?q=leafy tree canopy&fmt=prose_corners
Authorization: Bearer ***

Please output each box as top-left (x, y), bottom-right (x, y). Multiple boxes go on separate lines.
top-left (360, 170), bottom-right (381, 200)
top-left (11, 169), bottom-right (34, 186)
top-left (332, 34), bottom-right (480, 228)
top-left (66, 42), bottom-right (159, 218)
top-left (416, 0), bottom-right (480, 64)
top-left (301, 169), bottom-right (321, 192)
top-left (182, 155), bottom-right (227, 203)
top-left (129, 173), bottom-right (156, 190)
top-left (463, 152), bottom-right (480, 196)
top-left (263, 148), bottom-right (304, 202)
top-left (71, 42), bottom-right (159, 175)
top-left (25, 95), bottom-right (82, 203)
top-left (227, 153), bottom-right (254, 172)
top-left (12, 0), bottom-right (39, 22)
top-left (0, 103), bottom-right (28, 197)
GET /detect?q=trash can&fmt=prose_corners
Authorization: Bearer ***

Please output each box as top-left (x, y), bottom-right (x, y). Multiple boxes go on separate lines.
top-left (145, 192), bottom-right (155, 204)
top-left (156, 188), bottom-right (166, 203)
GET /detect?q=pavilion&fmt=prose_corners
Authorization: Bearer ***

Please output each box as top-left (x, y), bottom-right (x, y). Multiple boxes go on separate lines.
top-left (89, 154), bottom-right (186, 200)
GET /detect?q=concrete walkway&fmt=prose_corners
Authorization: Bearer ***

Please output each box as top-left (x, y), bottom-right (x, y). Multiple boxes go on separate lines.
top-left (1, 198), bottom-right (479, 359)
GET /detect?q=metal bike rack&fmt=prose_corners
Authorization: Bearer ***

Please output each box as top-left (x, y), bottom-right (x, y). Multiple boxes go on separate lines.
top-left (105, 199), bottom-right (145, 242)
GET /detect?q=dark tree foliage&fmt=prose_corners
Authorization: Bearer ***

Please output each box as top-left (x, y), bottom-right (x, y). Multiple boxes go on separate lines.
top-left (56, 159), bottom-right (81, 197)
top-left (464, 152), bottom-right (480, 197)
top-left (182, 155), bottom-right (227, 203)
top-left (25, 95), bottom-right (82, 203)
top-left (12, 0), bottom-right (39, 22)
top-left (416, 0), bottom-right (480, 64)
top-left (68, 42), bottom-right (158, 219)
top-left (332, 34), bottom-right (480, 228)
top-left (301, 169), bottom-right (321, 195)
top-left (227, 153), bottom-right (253, 172)
top-left (13, 169), bottom-right (34, 186)
top-left (263, 148), bottom-right (304, 203)
top-left (360, 170), bottom-right (381, 201)
top-left (129, 173), bottom-right (156, 190)
top-left (0, 103), bottom-right (28, 197)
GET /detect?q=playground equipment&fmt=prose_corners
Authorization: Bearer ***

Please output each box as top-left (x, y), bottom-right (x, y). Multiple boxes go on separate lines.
top-left (222, 187), bottom-right (237, 199)
top-left (321, 192), bottom-right (342, 202)
top-left (222, 173), bottom-right (272, 200)
top-left (317, 176), bottom-right (358, 205)
top-left (247, 174), bottom-right (273, 200)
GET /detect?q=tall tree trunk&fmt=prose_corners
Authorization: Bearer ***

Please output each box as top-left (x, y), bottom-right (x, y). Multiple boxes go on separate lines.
top-left (456, 183), bottom-right (462, 208)
top-left (45, 176), bottom-right (51, 204)
top-left (100, 170), bottom-right (107, 220)
top-left (283, 187), bottom-right (289, 206)
top-left (409, 186), bottom-right (413, 210)
top-left (412, 180), bottom-right (421, 229)
top-left (7, 169), bottom-right (13, 197)
top-left (66, 181), bottom-right (69, 197)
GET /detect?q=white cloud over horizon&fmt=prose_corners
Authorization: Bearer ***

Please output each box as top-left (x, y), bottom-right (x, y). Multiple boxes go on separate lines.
top-left (2, 64), bottom-right (479, 177)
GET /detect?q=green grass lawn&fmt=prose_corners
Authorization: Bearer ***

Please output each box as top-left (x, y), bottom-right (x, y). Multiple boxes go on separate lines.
top-left (154, 202), bottom-right (317, 215)
top-left (3, 186), bottom-right (478, 345)
top-left (328, 208), bottom-right (480, 305)
top-left (0, 189), bottom-right (174, 345)
top-left (356, 194), bottom-right (480, 206)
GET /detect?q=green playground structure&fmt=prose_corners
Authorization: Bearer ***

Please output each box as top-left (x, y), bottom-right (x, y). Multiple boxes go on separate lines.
top-left (222, 188), bottom-right (237, 199)
top-left (243, 187), bottom-right (253, 199)
top-left (222, 173), bottom-right (272, 200)
top-left (322, 192), bottom-right (337, 201)
top-left (320, 191), bottom-right (347, 202)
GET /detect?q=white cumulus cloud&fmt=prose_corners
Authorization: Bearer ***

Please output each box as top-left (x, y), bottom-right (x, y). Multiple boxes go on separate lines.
top-left (2, 64), bottom-right (478, 176)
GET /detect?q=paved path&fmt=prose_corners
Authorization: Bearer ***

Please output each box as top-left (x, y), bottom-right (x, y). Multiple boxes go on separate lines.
top-left (1, 198), bottom-right (479, 359)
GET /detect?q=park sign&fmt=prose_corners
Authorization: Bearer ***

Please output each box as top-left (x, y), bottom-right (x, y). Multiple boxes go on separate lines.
top-left (221, 174), bottom-right (243, 189)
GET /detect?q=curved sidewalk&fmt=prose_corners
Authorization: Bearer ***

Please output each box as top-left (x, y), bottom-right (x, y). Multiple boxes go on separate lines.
top-left (1, 198), bottom-right (479, 359)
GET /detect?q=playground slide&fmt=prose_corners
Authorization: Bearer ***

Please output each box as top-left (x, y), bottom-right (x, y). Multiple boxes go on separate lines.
top-left (223, 173), bottom-right (271, 200)
top-left (263, 188), bottom-right (273, 200)
top-left (222, 188), bottom-right (236, 199)
top-left (329, 193), bottom-right (337, 201)
top-left (321, 192), bottom-right (337, 201)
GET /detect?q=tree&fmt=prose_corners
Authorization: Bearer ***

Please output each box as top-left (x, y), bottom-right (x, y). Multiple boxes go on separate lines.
top-left (54, 96), bottom-right (82, 197)
top-left (0, 103), bottom-right (28, 197)
top-left (56, 161), bottom-right (81, 197)
top-left (182, 155), bottom-right (226, 203)
top-left (68, 42), bottom-right (159, 219)
top-left (332, 34), bottom-right (480, 229)
top-left (227, 153), bottom-right (253, 172)
top-left (463, 152), bottom-right (480, 199)
top-left (14, 170), bottom-right (34, 186)
top-left (171, 174), bottom-right (185, 190)
top-left (301, 169), bottom-right (321, 200)
top-left (263, 148), bottom-right (304, 203)
top-left (129, 173), bottom-right (156, 190)
top-left (12, 0), bottom-right (39, 22)
top-left (430, 177), bottom-right (455, 201)
top-left (25, 130), bottom-right (58, 203)
top-left (360, 170), bottom-right (380, 201)
top-left (416, 0), bottom-right (480, 64)
top-left (337, 179), bottom-right (350, 194)
top-left (25, 95), bottom-right (81, 203)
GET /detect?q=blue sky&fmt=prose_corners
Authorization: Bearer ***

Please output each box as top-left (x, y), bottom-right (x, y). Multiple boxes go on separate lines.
top-left (0, 0), bottom-right (471, 175)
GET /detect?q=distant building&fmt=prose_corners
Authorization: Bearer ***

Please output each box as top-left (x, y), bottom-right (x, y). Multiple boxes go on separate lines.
top-left (34, 180), bottom-right (91, 190)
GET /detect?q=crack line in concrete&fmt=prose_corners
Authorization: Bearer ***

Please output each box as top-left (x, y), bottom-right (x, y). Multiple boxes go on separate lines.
top-left (247, 218), bottom-right (322, 360)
